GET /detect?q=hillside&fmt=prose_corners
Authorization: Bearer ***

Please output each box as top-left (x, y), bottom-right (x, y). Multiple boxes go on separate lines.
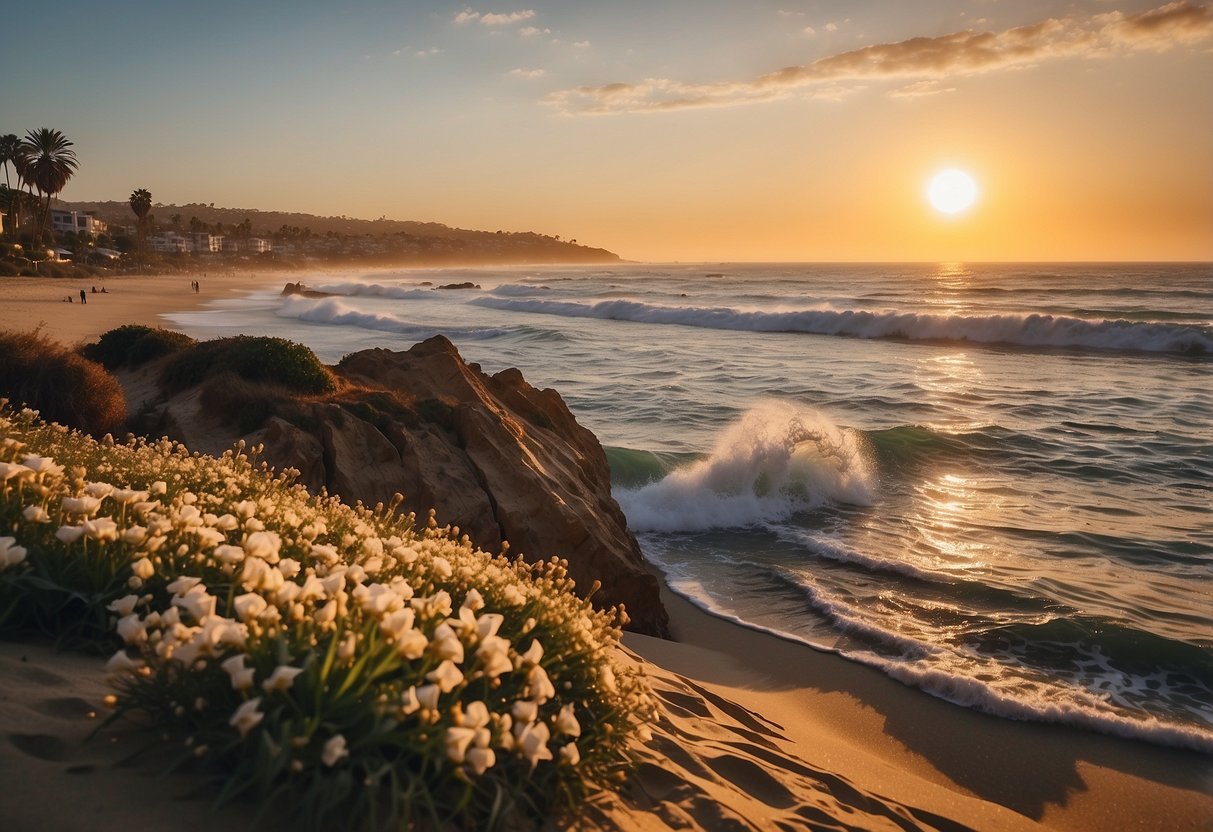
top-left (53, 199), bottom-right (621, 265)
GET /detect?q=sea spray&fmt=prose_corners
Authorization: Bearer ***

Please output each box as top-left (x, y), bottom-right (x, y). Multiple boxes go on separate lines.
top-left (615, 402), bottom-right (874, 532)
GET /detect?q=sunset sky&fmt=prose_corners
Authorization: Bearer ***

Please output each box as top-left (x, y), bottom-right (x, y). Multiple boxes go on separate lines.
top-left (4, 1), bottom-right (1211, 262)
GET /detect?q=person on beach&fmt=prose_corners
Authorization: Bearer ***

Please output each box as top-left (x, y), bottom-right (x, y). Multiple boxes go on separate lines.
top-left (79, 289), bottom-right (86, 304)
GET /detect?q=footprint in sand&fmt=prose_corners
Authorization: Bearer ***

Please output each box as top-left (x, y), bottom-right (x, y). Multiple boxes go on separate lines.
top-left (9, 733), bottom-right (69, 761)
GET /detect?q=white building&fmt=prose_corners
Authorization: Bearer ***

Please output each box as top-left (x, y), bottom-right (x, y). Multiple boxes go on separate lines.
top-left (191, 233), bottom-right (222, 253)
top-left (245, 237), bottom-right (272, 254)
top-left (50, 209), bottom-right (107, 237)
top-left (150, 233), bottom-right (190, 253)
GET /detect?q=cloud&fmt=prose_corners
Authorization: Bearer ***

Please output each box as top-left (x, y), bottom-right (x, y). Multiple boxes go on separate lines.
top-left (803, 26), bottom-right (816, 36)
top-left (416, 47), bottom-right (442, 58)
top-left (572, 40), bottom-right (591, 48)
top-left (508, 68), bottom-right (546, 78)
top-left (454, 8), bottom-right (536, 26)
top-left (520, 26), bottom-right (551, 37)
top-left (889, 80), bottom-right (957, 98)
top-left (547, 1), bottom-right (1213, 114)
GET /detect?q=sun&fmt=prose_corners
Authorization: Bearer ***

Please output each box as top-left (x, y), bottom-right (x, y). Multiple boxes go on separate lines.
top-left (927, 169), bottom-right (979, 215)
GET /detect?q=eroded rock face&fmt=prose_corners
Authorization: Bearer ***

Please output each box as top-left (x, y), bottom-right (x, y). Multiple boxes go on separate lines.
top-left (133, 336), bottom-right (669, 637)
top-left (331, 337), bottom-right (669, 637)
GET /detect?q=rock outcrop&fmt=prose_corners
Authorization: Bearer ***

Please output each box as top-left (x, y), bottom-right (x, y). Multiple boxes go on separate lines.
top-left (129, 336), bottom-right (670, 637)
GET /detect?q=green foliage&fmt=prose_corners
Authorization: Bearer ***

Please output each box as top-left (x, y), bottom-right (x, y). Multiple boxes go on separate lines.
top-left (0, 407), bottom-right (654, 830)
top-left (0, 330), bottom-right (125, 436)
top-left (163, 336), bottom-right (336, 395)
top-left (81, 324), bottom-right (196, 370)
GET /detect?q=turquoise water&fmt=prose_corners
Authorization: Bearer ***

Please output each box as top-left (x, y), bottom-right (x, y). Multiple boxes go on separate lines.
top-left (167, 263), bottom-right (1213, 752)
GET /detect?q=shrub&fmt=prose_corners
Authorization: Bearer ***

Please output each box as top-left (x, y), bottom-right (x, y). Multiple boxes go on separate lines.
top-left (0, 261), bottom-right (20, 277)
top-left (81, 325), bottom-right (197, 370)
top-left (0, 407), bottom-right (654, 830)
top-left (0, 330), bottom-right (125, 436)
top-left (164, 336), bottom-right (336, 395)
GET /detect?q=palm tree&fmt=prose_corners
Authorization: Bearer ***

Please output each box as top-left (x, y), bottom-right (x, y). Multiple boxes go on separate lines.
top-left (20, 128), bottom-right (79, 244)
top-left (129, 188), bottom-right (152, 263)
top-left (0, 134), bottom-right (20, 236)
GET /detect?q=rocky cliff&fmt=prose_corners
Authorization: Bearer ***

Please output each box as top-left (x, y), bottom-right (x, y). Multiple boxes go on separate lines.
top-left (128, 335), bottom-right (670, 637)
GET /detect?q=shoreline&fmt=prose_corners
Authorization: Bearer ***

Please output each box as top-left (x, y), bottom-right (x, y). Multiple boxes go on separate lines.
top-left (2, 273), bottom-right (1210, 830)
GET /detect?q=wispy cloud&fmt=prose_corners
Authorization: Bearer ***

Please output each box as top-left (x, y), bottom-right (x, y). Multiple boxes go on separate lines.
top-left (455, 9), bottom-right (536, 26)
top-left (519, 26), bottom-right (551, 37)
top-left (548, 1), bottom-right (1213, 115)
top-left (508, 67), bottom-right (546, 79)
top-left (415, 47), bottom-right (442, 58)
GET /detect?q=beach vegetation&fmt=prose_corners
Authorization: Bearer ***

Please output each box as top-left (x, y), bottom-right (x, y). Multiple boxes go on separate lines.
top-left (0, 405), bottom-right (654, 829)
top-left (0, 331), bottom-right (125, 437)
top-left (81, 324), bottom-right (196, 370)
top-left (162, 335), bottom-right (336, 395)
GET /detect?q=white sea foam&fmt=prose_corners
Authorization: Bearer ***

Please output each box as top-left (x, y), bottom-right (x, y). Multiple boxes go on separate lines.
top-left (615, 402), bottom-right (874, 532)
top-left (769, 526), bottom-right (951, 584)
top-left (312, 281), bottom-right (437, 300)
top-left (470, 296), bottom-right (1213, 354)
top-left (275, 295), bottom-right (509, 340)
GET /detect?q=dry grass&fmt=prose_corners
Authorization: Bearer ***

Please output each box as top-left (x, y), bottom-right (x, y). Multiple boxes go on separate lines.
top-left (0, 329), bottom-right (126, 436)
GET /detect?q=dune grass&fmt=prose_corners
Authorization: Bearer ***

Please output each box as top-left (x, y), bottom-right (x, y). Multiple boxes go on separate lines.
top-left (0, 330), bottom-right (126, 437)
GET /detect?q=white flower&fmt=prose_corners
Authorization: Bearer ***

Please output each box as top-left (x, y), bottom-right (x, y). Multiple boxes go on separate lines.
top-left (173, 587), bottom-right (217, 622)
top-left (116, 614), bottom-right (147, 645)
top-left (554, 704), bottom-right (581, 737)
top-left (415, 684), bottom-right (442, 711)
top-left (61, 496), bottom-right (102, 516)
top-left (430, 623), bottom-right (464, 663)
top-left (105, 649), bottom-right (144, 675)
top-left (476, 613), bottom-right (503, 641)
top-left (322, 734), bottom-right (348, 766)
top-left (233, 593), bottom-right (268, 622)
top-left (0, 461), bottom-right (32, 481)
top-left (221, 655), bottom-right (256, 691)
top-left (501, 584), bottom-right (526, 606)
top-left (444, 726), bottom-right (477, 764)
top-left (396, 628), bottom-right (428, 659)
top-left (559, 743), bottom-right (580, 766)
top-left (55, 525), bottom-right (86, 544)
top-left (83, 517), bottom-right (119, 542)
top-left (22, 455), bottom-right (64, 478)
top-left (511, 700), bottom-right (538, 724)
top-left (107, 594), bottom-right (140, 617)
top-left (476, 636), bottom-right (513, 679)
top-left (150, 480), bottom-right (167, 495)
top-left (121, 525), bottom-right (148, 545)
top-left (426, 660), bottom-right (464, 693)
top-left (466, 747), bottom-right (496, 775)
top-left (401, 686), bottom-right (421, 715)
top-left (516, 722), bottom-right (553, 769)
top-left (0, 537), bottom-right (28, 569)
top-left (83, 482), bottom-right (114, 499)
top-left (462, 589), bottom-right (485, 612)
top-left (213, 544), bottom-right (245, 565)
top-left (527, 665), bottom-right (556, 703)
top-left (243, 531), bottom-right (281, 562)
top-left (229, 698), bottom-right (264, 737)
top-left (21, 505), bottom-right (50, 523)
top-left (431, 557), bottom-right (452, 579)
top-left (598, 665), bottom-right (618, 694)
top-left (167, 576), bottom-right (203, 595)
top-left (277, 558), bottom-right (301, 579)
top-left (521, 639), bottom-right (544, 666)
top-left (112, 488), bottom-right (150, 505)
top-left (463, 701), bottom-right (490, 729)
top-left (263, 665), bottom-right (305, 693)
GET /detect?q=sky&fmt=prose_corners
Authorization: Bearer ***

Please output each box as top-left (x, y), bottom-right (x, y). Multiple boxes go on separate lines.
top-left (3, 1), bottom-right (1211, 262)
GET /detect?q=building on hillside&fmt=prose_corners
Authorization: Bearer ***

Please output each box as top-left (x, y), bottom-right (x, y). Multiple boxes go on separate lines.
top-left (191, 232), bottom-right (222, 253)
top-left (245, 237), bottom-right (272, 254)
top-left (150, 232), bottom-right (190, 253)
top-left (220, 237), bottom-right (241, 253)
top-left (50, 209), bottom-right (107, 237)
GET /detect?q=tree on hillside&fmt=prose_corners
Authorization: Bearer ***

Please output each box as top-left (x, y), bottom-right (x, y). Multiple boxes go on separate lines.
top-left (129, 188), bottom-right (152, 263)
top-left (0, 134), bottom-right (21, 237)
top-left (19, 128), bottom-right (79, 244)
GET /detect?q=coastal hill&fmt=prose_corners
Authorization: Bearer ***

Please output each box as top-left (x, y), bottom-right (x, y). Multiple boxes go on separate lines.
top-left (54, 199), bottom-right (621, 265)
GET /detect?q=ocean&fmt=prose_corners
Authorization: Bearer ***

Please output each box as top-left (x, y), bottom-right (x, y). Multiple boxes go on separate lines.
top-left (167, 262), bottom-right (1213, 754)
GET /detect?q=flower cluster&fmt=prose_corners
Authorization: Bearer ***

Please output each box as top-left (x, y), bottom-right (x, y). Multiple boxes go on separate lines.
top-left (0, 404), bottom-right (655, 830)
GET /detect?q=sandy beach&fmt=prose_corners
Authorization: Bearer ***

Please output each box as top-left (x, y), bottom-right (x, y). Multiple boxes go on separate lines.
top-left (1, 273), bottom-right (1211, 831)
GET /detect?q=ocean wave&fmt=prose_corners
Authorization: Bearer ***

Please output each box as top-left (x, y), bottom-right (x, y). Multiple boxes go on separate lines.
top-left (488, 282), bottom-right (550, 297)
top-left (470, 296), bottom-right (1213, 355)
top-left (276, 295), bottom-right (510, 340)
top-left (311, 281), bottom-right (437, 300)
top-left (655, 574), bottom-right (1213, 753)
top-left (614, 402), bottom-right (874, 532)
